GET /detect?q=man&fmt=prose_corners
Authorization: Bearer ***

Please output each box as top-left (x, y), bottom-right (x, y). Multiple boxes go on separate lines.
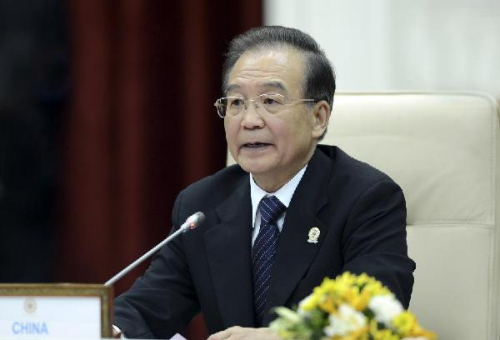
top-left (114, 26), bottom-right (415, 339)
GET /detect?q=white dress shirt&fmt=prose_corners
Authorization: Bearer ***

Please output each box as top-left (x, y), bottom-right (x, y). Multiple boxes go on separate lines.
top-left (249, 165), bottom-right (307, 245)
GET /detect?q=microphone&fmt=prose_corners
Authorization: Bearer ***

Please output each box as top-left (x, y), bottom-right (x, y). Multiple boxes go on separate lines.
top-left (104, 211), bottom-right (205, 287)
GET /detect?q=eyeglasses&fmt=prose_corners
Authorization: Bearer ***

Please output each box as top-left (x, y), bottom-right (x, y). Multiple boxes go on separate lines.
top-left (214, 93), bottom-right (316, 118)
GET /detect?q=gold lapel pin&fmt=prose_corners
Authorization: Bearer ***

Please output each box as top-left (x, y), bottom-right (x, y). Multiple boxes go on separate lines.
top-left (307, 227), bottom-right (320, 244)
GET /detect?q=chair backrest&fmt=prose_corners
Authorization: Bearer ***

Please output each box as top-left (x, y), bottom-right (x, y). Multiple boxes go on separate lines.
top-left (328, 92), bottom-right (500, 339)
top-left (226, 91), bottom-right (500, 339)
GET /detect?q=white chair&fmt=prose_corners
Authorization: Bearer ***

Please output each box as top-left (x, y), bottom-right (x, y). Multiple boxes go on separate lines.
top-left (328, 92), bottom-right (500, 339)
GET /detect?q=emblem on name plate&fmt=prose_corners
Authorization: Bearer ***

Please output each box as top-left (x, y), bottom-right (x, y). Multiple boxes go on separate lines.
top-left (24, 298), bottom-right (37, 314)
top-left (307, 227), bottom-right (320, 244)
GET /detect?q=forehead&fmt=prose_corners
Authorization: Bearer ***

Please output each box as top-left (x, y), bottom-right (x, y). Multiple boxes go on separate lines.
top-left (226, 47), bottom-right (306, 95)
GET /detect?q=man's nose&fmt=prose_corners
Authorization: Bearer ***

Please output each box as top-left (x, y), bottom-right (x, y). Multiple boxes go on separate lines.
top-left (241, 100), bottom-right (264, 128)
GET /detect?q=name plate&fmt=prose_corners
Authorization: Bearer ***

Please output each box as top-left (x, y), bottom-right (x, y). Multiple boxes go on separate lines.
top-left (0, 284), bottom-right (112, 338)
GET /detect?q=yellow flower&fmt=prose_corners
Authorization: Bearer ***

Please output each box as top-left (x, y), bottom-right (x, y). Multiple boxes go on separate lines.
top-left (409, 324), bottom-right (437, 340)
top-left (348, 288), bottom-right (372, 310)
top-left (272, 272), bottom-right (436, 340)
top-left (392, 311), bottom-right (437, 339)
top-left (319, 295), bottom-right (338, 314)
top-left (299, 293), bottom-right (320, 312)
top-left (371, 329), bottom-right (399, 340)
top-left (334, 326), bottom-right (370, 340)
top-left (362, 279), bottom-right (391, 297)
top-left (392, 311), bottom-right (417, 335)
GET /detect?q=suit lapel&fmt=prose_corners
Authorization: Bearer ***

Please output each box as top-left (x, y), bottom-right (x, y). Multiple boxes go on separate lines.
top-left (264, 149), bottom-right (332, 323)
top-left (203, 178), bottom-right (256, 328)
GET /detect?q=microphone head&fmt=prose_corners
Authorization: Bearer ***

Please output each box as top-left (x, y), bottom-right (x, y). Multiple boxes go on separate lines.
top-left (186, 211), bottom-right (205, 230)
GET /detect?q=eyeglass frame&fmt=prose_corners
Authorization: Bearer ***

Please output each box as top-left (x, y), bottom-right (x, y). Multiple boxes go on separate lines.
top-left (213, 93), bottom-right (317, 118)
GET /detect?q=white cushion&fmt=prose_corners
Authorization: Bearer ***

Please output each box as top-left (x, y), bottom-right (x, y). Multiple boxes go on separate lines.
top-left (329, 92), bottom-right (500, 340)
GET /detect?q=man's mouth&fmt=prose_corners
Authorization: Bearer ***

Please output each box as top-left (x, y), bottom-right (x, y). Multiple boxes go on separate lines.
top-left (242, 142), bottom-right (271, 149)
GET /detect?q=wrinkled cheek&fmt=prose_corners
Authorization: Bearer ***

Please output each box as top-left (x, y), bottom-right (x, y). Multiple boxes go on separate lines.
top-left (224, 130), bottom-right (239, 160)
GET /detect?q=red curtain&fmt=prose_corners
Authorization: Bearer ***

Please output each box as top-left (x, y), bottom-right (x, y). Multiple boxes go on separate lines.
top-left (59, 1), bottom-right (261, 338)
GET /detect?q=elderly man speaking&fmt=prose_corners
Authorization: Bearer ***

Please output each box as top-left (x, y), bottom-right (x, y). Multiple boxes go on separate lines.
top-left (113, 26), bottom-right (415, 340)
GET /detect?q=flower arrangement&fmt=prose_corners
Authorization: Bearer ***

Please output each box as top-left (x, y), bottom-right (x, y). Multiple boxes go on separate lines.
top-left (270, 272), bottom-right (436, 340)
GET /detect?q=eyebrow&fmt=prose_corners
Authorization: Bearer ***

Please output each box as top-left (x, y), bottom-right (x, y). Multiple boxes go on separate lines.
top-left (224, 81), bottom-right (288, 95)
top-left (262, 81), bottom-right (287, 92)
top-left (225, 84), bottom-right (240, 94)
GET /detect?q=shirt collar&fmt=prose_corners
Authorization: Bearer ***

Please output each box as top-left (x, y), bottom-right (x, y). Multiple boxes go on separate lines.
top-left (249, 165), bottom-right (308, 228)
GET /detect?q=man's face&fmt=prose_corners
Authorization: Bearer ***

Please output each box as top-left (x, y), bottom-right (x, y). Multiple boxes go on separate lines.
top-left (224, 47), bottom-right (325, 191)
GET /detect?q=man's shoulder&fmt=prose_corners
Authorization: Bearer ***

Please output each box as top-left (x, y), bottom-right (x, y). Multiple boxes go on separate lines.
top-left (317, 144), bottom-right (398, 188)
top-left (180, 164), bottom-right (248, 201)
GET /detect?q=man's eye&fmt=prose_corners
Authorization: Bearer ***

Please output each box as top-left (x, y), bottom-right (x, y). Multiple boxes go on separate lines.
top-left (262, 95), bottom-right (285, 106)
top-left (228, 98), bottom-right (244, 107)
top-left (263, 98), bottom-right (278, 105)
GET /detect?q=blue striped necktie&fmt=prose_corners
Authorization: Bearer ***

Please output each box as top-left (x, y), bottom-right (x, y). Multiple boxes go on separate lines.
top-left (252, 195), bottom-right (286, 326)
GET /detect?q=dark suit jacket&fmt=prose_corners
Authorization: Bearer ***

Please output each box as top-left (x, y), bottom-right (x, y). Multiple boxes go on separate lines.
top-left (114, 145), bottom-right (415, 339)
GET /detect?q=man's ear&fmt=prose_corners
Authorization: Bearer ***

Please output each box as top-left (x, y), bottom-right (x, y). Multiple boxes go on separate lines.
top-left (311, 101), bottom-right (331, 139)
